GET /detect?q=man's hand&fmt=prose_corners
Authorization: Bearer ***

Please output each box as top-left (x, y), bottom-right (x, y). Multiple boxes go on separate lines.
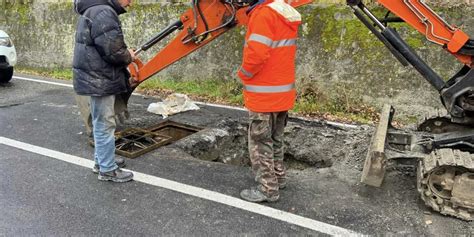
top-left (128, 48), bottom-right (139, 88)
top-left (128, 48), bottom-right (137, 61)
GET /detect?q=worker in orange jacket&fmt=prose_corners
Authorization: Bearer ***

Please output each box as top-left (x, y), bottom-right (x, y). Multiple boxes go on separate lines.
top-left (238, 0), bottom-right (301, 202)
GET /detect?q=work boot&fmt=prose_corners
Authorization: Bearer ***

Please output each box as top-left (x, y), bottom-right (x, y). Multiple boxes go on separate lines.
top-left (98, 168), bottom-right (133, 183)
top-left (240, 186), bottom-right (279, 203)
top-left (92, 157), bottom-right (126, 174)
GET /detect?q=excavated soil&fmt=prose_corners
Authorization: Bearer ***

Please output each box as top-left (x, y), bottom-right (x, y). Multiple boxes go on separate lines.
top-left (122, 100), bottom-right (377, 180)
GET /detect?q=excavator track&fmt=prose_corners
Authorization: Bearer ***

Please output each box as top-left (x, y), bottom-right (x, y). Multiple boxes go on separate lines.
top-left (417, 149), bottom-right (474, 220)
top-left (417, 111), bottom-right (471, 134)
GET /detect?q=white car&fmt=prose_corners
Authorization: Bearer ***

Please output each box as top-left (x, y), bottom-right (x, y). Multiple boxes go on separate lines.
top-left (0, 30), bottom-right (17, 83)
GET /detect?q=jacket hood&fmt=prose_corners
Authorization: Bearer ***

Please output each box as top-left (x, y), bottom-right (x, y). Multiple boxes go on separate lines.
top-left (251, 0), bottom-right (301, 30)
top-left (74, 0), bottom-right (126, 15)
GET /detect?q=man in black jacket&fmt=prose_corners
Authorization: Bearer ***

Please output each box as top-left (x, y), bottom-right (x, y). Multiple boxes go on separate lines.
top-left (73, 0), bottom-right (134, 182)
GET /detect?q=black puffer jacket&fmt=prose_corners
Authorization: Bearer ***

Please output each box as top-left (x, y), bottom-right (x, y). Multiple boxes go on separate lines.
top-left (72, 0), bottom-right (132, 96)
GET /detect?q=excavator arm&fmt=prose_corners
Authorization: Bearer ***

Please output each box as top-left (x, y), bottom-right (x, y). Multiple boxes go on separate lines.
top-left (348, 0), bottom-right (474, 64)
top-left (377, 0), bottom-right (473, 62)
top-left (348, 0), bottom-right (474, 122)
top-left (350, 0), bottom-right (474, 220)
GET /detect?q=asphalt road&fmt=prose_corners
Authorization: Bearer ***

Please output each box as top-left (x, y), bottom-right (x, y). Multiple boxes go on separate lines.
top-left (1, 74), bottom-right (473, 236)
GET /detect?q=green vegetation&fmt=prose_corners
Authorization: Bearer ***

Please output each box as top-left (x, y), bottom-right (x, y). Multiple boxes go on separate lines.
top-left (294, 82), bottom-right (378, 124)
top-left (140, 76), bottom-right (379, 123)
top-left (3, 2), bottom-right (32, 25)
top-left (316, 6), bottom-right (385, 54)
top-left (16, 67), bottom-right (378, 124)
top-left (139, 77), bottom-right (244, 105)
top-left (17, 66), bottom-right (73, 81)
top-left (306, 5), bottom-right (429, 55)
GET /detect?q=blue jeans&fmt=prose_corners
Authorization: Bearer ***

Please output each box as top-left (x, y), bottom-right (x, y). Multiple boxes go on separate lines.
top-left (90, 95), bottom-right (118, 173)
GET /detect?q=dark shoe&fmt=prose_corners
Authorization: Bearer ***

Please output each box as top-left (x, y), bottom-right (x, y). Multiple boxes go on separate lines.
top-left (92, 157), bottom-right (126, 174)
top-left (98, 168), bottom-right (133, 183)
top-left (240, 186), bottom-right (279, 203)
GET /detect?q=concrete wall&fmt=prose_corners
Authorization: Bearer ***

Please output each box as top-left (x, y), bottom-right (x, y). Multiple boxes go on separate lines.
top-left (1, 0), bottom-right (474, 119)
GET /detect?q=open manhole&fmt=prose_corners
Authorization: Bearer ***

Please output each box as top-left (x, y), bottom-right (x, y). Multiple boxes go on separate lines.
top-left (107, 120), bottom-right (202, 158)
top-left (114, 128), bottom-right (172, 158)
top-left (147, 120), bottom-right (202, 142)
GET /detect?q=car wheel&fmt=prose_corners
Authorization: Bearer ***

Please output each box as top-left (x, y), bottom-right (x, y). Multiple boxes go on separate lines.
top-left (0, 67), bottom-right (14, 83)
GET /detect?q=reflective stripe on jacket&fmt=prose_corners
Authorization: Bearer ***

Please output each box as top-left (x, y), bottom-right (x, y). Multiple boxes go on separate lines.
top-left (237, 0), bottom-right (301, 112)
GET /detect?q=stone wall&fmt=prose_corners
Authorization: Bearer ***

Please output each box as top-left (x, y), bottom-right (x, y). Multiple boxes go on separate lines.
top-left (1, 0), bottom-right (473, 119)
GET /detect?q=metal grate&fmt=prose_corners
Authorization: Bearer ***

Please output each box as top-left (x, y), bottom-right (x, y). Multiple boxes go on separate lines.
top-left (89, 121), bottom-right (202, 158)
top-left (114, 128), bottom-right (172, 158)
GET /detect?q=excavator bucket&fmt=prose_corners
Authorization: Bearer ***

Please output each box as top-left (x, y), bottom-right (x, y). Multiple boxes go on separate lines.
top-left (361, 104), bottom-right (394, 187)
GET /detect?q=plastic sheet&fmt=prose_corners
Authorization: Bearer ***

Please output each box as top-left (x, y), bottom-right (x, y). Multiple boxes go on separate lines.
top-left (147, 93), bottom-right (200, 118)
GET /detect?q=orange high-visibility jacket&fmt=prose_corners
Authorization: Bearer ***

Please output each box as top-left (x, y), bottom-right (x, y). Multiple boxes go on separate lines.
top-left (237, 0), bottom-right (301, 112)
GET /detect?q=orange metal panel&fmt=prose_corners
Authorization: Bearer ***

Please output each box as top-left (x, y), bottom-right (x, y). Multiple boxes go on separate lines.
top-left (377, 0), bottom-right (471, 65)
top-left (135, 0), bottom-right (229, 82)
top-left (378, 0), bottom-right (452, 45)
top-left (448, 30), bottom-right (470, 53)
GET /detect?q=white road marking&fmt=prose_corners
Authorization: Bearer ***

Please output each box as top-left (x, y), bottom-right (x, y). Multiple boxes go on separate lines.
top-left (13, 76), bottom-right (73, 88)
top-left (12, 76), bottom-right (141, 96)
top-left (13, 75), bottom-right (359, 129)
top-left (194, 101), bottom-right (247, 111)
top-left (0, 136), bottom-right (361, 236)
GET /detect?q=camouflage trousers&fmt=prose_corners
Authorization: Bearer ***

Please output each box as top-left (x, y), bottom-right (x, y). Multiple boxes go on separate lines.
top-left (248, 111), bottom-right (288, 196)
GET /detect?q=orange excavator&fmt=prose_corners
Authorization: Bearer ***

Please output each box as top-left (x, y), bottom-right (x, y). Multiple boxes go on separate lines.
top-left (348, 0), bottom-right (474, 220)
top-left (76, 0), bottom-right (474, 220)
